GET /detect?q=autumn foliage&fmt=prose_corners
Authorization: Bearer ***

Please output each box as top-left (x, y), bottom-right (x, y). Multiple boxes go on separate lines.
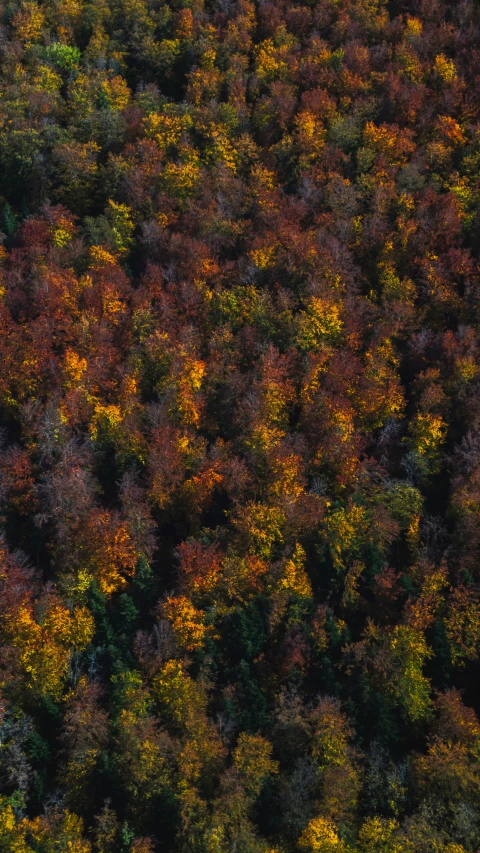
top-left (1, 0), bottom-right (480, 850)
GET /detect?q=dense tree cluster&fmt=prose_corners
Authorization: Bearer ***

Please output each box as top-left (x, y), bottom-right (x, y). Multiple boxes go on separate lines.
top-left (1, 0), bottom-right (480, 849)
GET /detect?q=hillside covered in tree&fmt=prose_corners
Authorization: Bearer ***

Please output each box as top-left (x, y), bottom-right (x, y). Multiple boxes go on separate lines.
top-left (1, 0), bottom-right (480, 850)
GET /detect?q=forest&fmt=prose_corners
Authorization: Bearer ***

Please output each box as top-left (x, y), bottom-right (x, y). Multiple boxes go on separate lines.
top-left (1, 0), bottom-right (480, 849)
